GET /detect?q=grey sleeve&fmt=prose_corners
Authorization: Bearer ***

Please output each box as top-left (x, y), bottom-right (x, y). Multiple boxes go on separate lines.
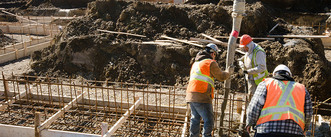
top-left (247, 51), bottom-right (267, 74)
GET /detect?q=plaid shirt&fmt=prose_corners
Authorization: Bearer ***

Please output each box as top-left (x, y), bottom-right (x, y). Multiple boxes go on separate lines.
top-left (246, 78), bottom-right (313, 135)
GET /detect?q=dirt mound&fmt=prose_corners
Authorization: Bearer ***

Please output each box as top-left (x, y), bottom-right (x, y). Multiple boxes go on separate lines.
top-left (0, 30), bottom-right (17, 48)
top-left (30, 0), bottom-right (331, 100)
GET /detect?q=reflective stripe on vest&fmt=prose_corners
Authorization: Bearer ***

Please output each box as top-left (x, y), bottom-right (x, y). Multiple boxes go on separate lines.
top-left (189, 59), bottom-right (215, 89)
top-left (257, 78), bottom-right (306, 130)
top-left (252, 45), bottom-right (268, 85)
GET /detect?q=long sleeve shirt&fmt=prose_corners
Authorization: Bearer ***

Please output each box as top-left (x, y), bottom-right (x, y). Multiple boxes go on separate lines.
top-left (246, 76), bottom-right (313, 135)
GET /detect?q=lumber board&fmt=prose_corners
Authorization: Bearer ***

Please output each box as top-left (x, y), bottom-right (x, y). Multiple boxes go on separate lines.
top-left (0, 25), bottom-right (58, 36)
top-left (160, 35), bottom-right (204, 48)
top-left (0, 124), bottom-right (100, 137)
top-left (97, 29), bottom-right (146, 38)
top-left (267, 35), bottom-right (329, 38)
top-left (201, 33), bottom-right (227, 47)
top-left (190, 37), bottom-right (225, 46)
top-left (0, 40), bottom-right (51, 64)
top-left (38, 91), bottom-right (86, 131)
top-left (0, 91), bottom-right (27, 110)
top-left (103, 97), bottom-right (142, 137)
top-left (214, 35), bottom-right (275, 41)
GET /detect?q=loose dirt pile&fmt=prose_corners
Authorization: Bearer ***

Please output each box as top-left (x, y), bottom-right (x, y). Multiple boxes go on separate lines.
top-left (0, 29), bottom-right (16, 47)
top-left (28, 0), bottom-right (331, 100)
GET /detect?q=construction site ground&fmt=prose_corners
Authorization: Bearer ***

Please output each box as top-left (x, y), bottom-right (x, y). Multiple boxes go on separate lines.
top-left (1, 0), bottom-right (331, 136)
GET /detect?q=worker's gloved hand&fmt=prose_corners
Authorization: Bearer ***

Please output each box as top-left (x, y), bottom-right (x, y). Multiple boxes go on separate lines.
top-left (238, 61), bottom-right (244, 69)
top-left (243, 70), bottom-right (248, 74)
top-left (226, 65), bottom-right (234, 75)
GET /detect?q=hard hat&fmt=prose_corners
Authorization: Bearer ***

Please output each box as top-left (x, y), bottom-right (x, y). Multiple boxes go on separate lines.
top-left (206, 43), bottom-right (221, 54)
top-left (239, 34), bottom-right (252, 48)
top-left (273, 64), bottom-right (292, 77)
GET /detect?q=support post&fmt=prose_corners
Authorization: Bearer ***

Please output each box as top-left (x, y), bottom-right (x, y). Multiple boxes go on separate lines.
top-left (35, 112), bottom-right (41, 137)
top-left (218, 0), bottom-right (245, 136)
top-left (2, 72), bottom-right (9, 101)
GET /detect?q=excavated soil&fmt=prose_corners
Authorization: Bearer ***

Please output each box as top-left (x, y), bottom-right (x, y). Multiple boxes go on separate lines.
top-left (22, 0), bottom-right (331, 101)
top-left (0, 30), bottom-right (16, 47)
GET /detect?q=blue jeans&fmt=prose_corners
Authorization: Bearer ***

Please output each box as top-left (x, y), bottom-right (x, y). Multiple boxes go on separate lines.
top-left (189, 102), bottom-right (214, 137)
top-left (254, 132), bottom-right (304, 137)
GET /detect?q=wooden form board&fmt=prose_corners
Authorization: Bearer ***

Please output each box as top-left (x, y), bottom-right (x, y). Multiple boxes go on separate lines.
top-left (103, 97), bottom-right (142, 137)
top-left (0, 40), bottom-right (51, 64)
top-left (0, 91), bottom-right (27, 110)
top-left (0, 36), bottom-right (52, 54)
top-left (0, 24), bottom-right (59, 36)
top-left (38, 91), bottom-right (86, 131)
top-left (0, 124), bottom-right (100, 137)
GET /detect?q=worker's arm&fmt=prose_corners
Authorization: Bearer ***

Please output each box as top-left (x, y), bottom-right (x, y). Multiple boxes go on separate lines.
top-left (210, 62), bottom-right (231, 82)
top-left (303, 89), bottom-right (313, 133)
top-left (246, 81), bottom-right (267, 127)
top-left (247, 51), bottom-right (267, 74)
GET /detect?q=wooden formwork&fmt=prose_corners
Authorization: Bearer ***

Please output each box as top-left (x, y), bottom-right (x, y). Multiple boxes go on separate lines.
top-left (0, 74), bottom-right (189, 137)
top-left (1, 74), bottom-right (324, 136)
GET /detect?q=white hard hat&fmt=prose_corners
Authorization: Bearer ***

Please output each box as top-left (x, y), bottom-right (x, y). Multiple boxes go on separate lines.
top-left (206, 43), bottom-right (221, 53)
top-left (273, 64), bottom-right (292, 77)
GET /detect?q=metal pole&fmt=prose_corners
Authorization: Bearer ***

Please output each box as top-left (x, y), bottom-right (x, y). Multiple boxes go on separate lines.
top-left (218, 0), bottom-right (245, 136)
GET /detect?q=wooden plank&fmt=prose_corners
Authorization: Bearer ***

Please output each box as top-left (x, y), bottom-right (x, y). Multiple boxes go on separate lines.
top-left (103, 97), bottom-right (143, 137)
top-left (97, 29), bottom-right (146, 38)
top-left (215, 35), bottom-right (275, 41)
top-left (160, 35), bottom-right (204, 48)
top-left (0, 124), bottom-right (100, 137)
top-left (0, 40), bottom-right (51, 64)
top-left (0, 9), bottom-right (39, 24)
top-left (267, 35), bottom-right (330, 38)
top-left (201, 33), bottom-right (227, 47)
top-left (189, 37), bottom-right (224, 45)
top-left (38, 91), bottom-right (86, 131)
top-left (0, 91), bottom-right (27, 110)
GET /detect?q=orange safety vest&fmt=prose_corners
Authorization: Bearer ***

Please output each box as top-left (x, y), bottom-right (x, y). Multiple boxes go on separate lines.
top-left (256, 78), bottom-right (306, 130)
top-left (186, 59), bottom-right (215, 99)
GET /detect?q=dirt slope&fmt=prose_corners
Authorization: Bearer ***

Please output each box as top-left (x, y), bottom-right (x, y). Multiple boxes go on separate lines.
top-left (29, 0), bottom-right (331, 100)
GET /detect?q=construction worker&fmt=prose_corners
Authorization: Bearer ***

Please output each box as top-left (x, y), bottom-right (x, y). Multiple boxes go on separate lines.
top-left (246, 64), bottom-right (313, 137)
top-left (186, 43), bottom-right (233, 137)
top-left (238, 34), bottom-right (268, 96)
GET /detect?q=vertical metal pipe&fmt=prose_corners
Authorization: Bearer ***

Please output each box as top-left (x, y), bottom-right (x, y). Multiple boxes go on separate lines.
top-left (219, 0), bottom-right (245, 136)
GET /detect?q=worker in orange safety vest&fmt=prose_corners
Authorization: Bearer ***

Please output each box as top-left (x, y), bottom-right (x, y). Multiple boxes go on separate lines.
top-left (246, 64), bottom-right (313, 137)
top-left (186, 43), bottom-right (233, 137)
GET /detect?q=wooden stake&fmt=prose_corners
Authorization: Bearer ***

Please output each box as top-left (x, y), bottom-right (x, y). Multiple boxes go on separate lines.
top-left (160, 35), bottom-right (204, 48)
top-left (35, 112), bottom-right (41, 137)
top-left (237, 97), bottom-right (242, 114)
top-left (97, 29), bottom-right (146, 38)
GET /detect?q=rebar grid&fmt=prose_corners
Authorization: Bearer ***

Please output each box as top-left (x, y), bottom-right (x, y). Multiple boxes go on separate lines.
top-left (0, 74), bottom-right (188, 136)
top-left (0, 74), bottom-right (326, 136)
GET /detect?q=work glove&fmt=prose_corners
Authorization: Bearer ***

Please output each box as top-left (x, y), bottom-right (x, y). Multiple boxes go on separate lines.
top-left (243, 70), bottom-right (248, 74)
top-left (238, 60), bottom-right (244, 69)
top-left (226, 65), bottom-right (234, 75)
